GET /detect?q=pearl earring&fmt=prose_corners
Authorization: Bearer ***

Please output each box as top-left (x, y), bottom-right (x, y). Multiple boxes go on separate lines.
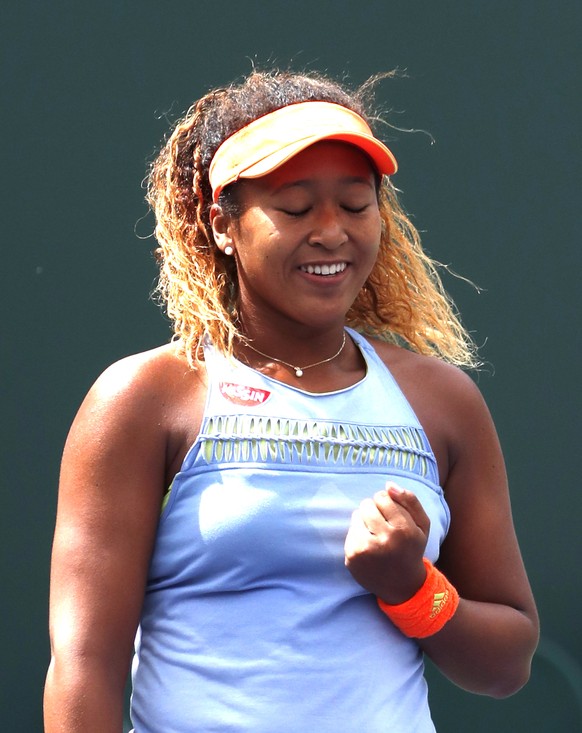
top-left (224, 245), bottom-right (234, 256)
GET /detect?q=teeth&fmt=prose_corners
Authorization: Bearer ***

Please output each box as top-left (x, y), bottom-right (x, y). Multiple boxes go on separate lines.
top-left (301, 262), bottom-right (347, 276)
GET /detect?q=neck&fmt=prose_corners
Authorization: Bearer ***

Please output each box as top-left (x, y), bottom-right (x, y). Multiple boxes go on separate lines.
top-left (239, 313), bottom-right (347, 360)
top-left (245, 330), bottom-right (347, 378)
top-left (236, 319), bottom-right (348, 376)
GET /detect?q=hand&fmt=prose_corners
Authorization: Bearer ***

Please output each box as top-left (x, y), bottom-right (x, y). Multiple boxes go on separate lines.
top-left (344, 482), bottom-right (430, 604)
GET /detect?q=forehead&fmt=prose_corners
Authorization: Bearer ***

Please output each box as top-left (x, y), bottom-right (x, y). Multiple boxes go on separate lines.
top-left (250, 141), bottom-right (377, 189)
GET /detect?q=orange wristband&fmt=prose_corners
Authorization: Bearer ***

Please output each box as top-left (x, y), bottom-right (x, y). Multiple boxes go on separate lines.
top-left (377, 558), bottom-right (460, 638)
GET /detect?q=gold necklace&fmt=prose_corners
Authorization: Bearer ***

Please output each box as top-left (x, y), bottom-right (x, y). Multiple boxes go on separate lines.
top-left (245, 331), bottom-right (347, 378)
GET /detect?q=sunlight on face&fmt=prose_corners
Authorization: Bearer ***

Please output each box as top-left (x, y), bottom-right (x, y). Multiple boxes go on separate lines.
top-left (226, 142), bottom-right (383, 333)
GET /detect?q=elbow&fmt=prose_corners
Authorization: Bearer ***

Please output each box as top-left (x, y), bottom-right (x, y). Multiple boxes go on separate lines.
top-left (456, 622), bottom-right (540, 699)
top-left (482, 626), bottom-right (540, 699)
top-left (486, 662), bottom-right (533, 699)
top-left (494, 614), bottom-right (540, 698)
top-left (484, 606), bottom-right (540, 698)
top-left (454, 656), bottom-right (534, 699)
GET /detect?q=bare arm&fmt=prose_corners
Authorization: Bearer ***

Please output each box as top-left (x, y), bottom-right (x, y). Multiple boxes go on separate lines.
top-left (43, 348), bottom-right (198, 732)
top-left (345, 359), bottom-right (539, 698)
top-left (418, 370), bottom-right (539, 696)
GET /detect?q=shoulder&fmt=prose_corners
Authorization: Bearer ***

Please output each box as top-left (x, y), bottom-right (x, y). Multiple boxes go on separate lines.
top-left (82, 343), bottom-right (204, 412)
top-left (68, 342), bottom-right (207, 470)
top-left (88, 342), bottom-right (200, 402)
top-left (366, 336), bottom-right (483, 411)
top-left (364, 336), bottom-right (493, 482)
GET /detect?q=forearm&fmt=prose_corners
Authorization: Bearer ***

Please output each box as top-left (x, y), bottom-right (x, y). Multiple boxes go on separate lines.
top-left (418, 598), bottom-right (539, 698)
top-left (44, 656), bottom-right (126, 733)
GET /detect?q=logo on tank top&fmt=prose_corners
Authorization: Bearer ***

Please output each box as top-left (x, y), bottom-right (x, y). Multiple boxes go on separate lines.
top-left (219, 382), bottom-right (271, 406)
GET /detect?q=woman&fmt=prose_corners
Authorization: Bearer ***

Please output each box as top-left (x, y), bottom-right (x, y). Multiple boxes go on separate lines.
top-left (44, 70), bottom-right (539, 732)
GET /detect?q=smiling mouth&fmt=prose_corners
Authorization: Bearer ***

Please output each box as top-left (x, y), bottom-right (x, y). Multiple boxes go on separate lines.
top-left (299, 262), bottom-right (348, 276)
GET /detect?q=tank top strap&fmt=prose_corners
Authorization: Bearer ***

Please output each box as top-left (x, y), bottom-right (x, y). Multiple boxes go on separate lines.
top-left (344, 328), bottom-right (425, 430)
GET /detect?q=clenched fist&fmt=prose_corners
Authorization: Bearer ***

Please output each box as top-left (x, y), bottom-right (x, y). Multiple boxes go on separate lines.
top-left (344, 482), bottom-right (430, 605)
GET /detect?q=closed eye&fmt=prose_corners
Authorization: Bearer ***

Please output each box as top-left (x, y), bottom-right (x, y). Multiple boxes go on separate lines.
top-left (277, 207), bottom-right (312, 217)
top-left (278, 205), bottom-right (369, 216)
top-left (342, 204), bottom-right (370, 214)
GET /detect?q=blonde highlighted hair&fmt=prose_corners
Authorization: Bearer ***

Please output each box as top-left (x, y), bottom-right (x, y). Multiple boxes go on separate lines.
top-left (148, 69), bottom-right (479, 369)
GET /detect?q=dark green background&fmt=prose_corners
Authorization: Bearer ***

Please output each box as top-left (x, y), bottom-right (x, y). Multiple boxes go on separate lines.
top-left (2, 1), bottom-right (581, 730)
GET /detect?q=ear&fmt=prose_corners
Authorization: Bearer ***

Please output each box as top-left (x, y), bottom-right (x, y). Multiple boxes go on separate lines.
top-left (210, 204), bottom-right (235, 254)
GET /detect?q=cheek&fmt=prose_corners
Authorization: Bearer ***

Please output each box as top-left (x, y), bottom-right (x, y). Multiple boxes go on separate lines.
top-left (233, 211), bottom-right (280, 251)
top-left (231, 228), bottom-right (285, 285)
top-left (365, 217), bottom-right (382, 255)
top-left (359, 221), bottom-right (382, 279)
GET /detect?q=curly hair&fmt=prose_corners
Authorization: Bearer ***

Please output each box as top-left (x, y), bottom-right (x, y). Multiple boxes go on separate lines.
top-left (147, 69), bottom-right (479, 369)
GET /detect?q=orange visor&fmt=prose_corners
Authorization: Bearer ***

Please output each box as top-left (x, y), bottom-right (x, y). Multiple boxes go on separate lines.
top-left (208, 101), bottom-right (398, 202)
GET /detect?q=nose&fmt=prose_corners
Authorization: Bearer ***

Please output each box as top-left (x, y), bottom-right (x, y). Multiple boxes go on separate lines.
top-left (307, 204), bottom-right (348, 249)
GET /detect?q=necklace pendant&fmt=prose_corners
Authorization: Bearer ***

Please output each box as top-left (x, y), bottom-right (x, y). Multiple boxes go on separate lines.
top-left (295, 368), bottom-right (304, 377)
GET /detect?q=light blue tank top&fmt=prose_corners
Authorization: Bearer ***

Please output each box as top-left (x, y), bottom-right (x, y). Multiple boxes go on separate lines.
top-left (131, 329), bottom-right (449, 732)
